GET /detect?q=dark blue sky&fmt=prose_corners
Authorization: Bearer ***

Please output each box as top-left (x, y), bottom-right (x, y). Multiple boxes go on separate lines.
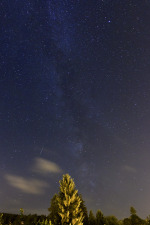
top-left (1, 0), bottom-right (150, 219)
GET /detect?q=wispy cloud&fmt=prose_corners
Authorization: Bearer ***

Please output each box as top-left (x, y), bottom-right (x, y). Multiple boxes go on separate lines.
top-left (33, 157), bottom-right (62, 174)
top-left (5, 174), bottom-right (48, 194)
top-left (122, 165), bottom-right (137, 173)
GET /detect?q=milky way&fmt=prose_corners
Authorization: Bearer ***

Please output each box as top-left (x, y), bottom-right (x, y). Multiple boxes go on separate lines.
top-left (0, 0), bottom-right (150, 219)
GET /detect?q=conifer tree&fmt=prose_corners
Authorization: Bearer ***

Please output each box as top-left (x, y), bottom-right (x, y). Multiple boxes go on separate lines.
top-left (105, 215), bottom-right (119, 225)
top-left (79, 195), bottom-right (88, 225)
top-left (96, 210), bottom-right (105, 225)
top-left (48, 194), bottom-right (61, 225)
top-left (129, 207), bottom-right (145, 225)
top-left (88, 210), bottom-right (96, 225)
top-left (56, 174), bottom-right (84, 225)
top-left (130, 207), bottom-right (136, 216)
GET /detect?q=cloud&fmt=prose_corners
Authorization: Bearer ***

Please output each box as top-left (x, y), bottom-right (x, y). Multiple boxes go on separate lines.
top-left (33, 157), bottom-right (62, 174)
top-left (122, 165), bottom-right (136, 173)
top-left (5, 174), bottom-right (48, 194)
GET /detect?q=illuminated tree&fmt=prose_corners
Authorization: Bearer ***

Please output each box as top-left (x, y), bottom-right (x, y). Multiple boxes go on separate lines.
top-left (49, 174), bottom-right (84, 225)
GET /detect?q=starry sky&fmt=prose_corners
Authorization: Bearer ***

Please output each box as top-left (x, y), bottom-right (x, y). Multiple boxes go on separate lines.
top-left (1, 0), bottom-right (150, 219)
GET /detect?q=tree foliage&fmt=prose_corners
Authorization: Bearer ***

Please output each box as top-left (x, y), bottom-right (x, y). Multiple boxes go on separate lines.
top-left (130, 207), bottom-right (136, 216)
top-left (79, 195), bottom-right (89, 225)
top-left (123, 207), bottom-right (146, 225)
top-left (49, 174), bottom-right (84, 225)
top-left (105, 215), bottom-right (119, 225)
top-left (96, 210), bottom-right (105, 225)
top-left (48, 194), bottom-right (61, 225)
top-left (38, 219), bottom-right (52, 225)
top-left (88, 210), bottom-right (96, 225)
top-left (0, 214), bottom-right (3, 225)
top-left (1, 176), bottom-right (150, 225)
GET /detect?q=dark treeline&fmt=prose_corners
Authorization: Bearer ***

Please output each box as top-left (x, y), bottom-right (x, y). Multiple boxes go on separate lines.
top-left (0, 213), bottom-right (46, 225)
top-left (1, 206), bottom-right (150, 225)
top-left (1, 174), bottom-right (150, 225)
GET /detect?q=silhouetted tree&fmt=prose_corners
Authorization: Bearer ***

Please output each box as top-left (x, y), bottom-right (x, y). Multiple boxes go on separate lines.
top-left (123, 218), bottom-right (131, 225)
top-left (130, 207), bottom-right (136, 216)
top-left (105, 215), bottom-right (119, 225)
top-left (96, 210), bottom-right (105, 225)
top-left (88, 210), bottom-right (96, 225)
top-left (48, 194), bottom-right (61, 225)
top-left (146, 215), bottom-right (150, 225)
top-left (129, 207), bottom-right (146, 225)
top-left (79, 194), bottom-right (88, 225)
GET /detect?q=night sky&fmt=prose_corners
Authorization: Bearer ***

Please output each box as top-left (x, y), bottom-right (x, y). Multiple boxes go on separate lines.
top-left (1, 0), bottom-right (150, 219)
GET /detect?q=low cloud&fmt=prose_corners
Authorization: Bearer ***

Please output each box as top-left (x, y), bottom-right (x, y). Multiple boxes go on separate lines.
top-left (33, 157), bottom-right (62, 174)
top-left (122, 165), bottom-right (136, 173)
top-left (5, 174), bottom-right (48, 194)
